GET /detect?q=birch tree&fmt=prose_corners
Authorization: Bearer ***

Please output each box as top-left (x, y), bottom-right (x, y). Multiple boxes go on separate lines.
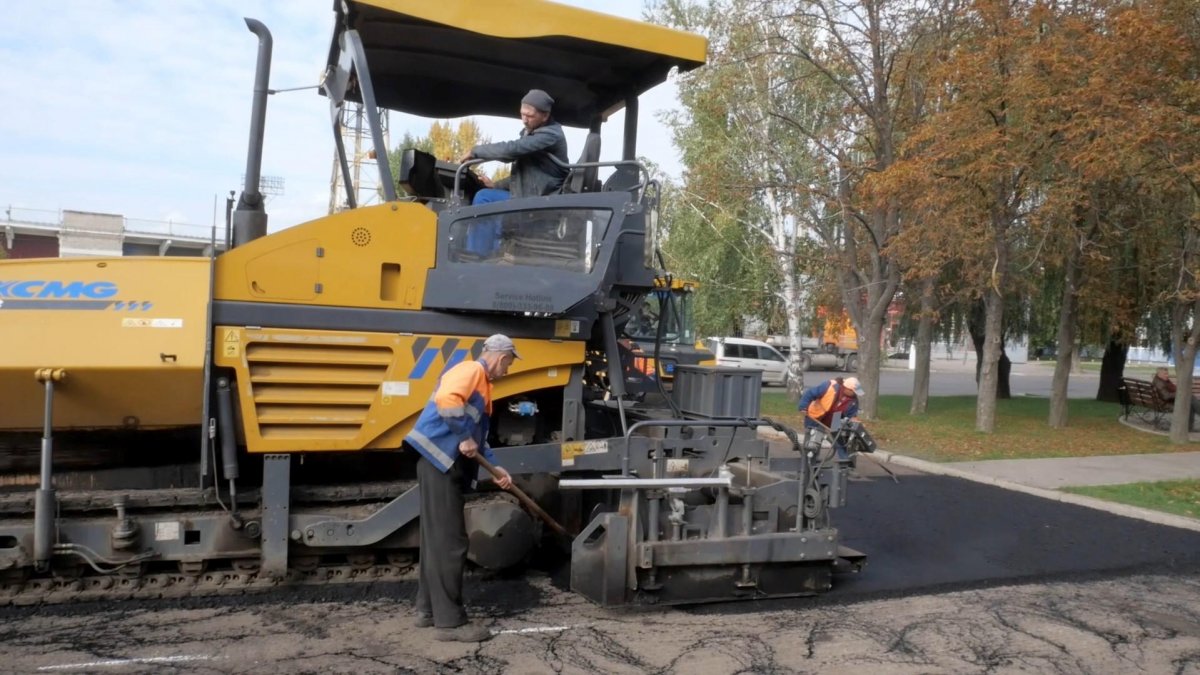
top-left (749, 0), bottom-right (935, 419)
top-left (654, 0), bottom-right (841, 398)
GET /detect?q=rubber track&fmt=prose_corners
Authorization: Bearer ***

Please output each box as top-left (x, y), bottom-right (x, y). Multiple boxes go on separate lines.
top-left (0, 482), bottom-right (421, 605)
top-left (0, 481), bottom-right (417, 515)
top-left (0, 559), bottom-right (418, 607)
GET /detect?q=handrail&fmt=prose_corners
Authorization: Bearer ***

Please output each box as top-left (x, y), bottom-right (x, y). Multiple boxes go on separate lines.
top-left (451, 157), bottom-right (650, 204)
top-left (560, 476), bottom-right (733, 490)
top-left (549, 156), bottom-right (650, 194)
top-left (452, 158), bottom-right (489, 204)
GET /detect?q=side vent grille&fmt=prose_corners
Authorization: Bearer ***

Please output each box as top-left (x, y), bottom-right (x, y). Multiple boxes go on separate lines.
top-left (246, 343), bottom-right (391, 440)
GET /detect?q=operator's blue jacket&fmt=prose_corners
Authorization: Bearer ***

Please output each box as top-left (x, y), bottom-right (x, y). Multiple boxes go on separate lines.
top-left (404, 360), bottom-right (497, 473)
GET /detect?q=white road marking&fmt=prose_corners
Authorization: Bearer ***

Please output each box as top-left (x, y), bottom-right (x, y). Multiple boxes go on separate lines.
top-left (491, 624), bottom-right (583, 635)
top-left (38, 655), bottom-right (216, 671)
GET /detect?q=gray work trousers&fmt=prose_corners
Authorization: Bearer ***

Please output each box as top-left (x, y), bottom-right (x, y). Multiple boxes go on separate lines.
top-left (415, 454), bottom-right (469, 628)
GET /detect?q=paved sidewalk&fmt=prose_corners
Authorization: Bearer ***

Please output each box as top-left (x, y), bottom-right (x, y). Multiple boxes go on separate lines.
top-left (946, 452), bottom-right (1200, 490)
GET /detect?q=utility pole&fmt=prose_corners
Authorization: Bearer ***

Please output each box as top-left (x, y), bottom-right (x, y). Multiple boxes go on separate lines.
top-left (329, 102), bottom-right (390, 214)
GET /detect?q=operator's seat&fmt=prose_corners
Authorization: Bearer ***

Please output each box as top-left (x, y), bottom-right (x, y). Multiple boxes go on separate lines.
top-left (397, 149), bottom-right (445, 200)
top-left (397, 148), bottom-right (482, 205)
top-left (602, 164), bottom-right (641, 193)
top-left (564, 132), bottom-right (601, 193)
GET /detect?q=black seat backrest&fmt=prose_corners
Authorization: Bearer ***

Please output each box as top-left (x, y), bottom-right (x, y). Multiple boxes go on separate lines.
top-left (602, 164), bottom-right (641, 192)
top-left (399, 149), bottom-right (485, 203)
top-left (398, 149), bottom-right (445, 199)
top-left (567, 133), bottom-right (602, 193)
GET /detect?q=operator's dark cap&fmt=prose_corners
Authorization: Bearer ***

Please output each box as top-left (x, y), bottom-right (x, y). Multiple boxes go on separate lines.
top-left (483, 334), bottom-right (521, 359)
top-left (521, 89), bottom-right (554, 112)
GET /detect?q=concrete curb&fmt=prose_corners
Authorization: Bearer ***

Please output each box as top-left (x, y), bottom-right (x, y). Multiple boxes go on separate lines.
top-left (871, 450), bottom-right (1200, 534)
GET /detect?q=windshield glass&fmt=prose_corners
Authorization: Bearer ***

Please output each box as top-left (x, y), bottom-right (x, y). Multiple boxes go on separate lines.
top-left (626, 291), bottom-right (693, 343)
top-left (448, 208), bottom-right (611, 273)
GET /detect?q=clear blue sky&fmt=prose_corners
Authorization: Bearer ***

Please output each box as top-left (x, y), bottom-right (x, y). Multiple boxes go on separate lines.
top-left (0, 0), bottom-right (688, 232)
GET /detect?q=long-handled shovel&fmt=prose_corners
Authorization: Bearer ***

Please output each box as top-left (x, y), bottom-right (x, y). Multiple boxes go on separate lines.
top-left (472, 454), bottom-right (571, 537)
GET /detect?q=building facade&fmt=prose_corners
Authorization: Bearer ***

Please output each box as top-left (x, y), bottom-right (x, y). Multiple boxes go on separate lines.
top-left (3, 207), bottom-right (224, 259)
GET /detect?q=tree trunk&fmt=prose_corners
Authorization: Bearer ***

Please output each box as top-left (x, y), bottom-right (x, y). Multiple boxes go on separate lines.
top-left (858, 313), bottom-right (886, 421)
top-left (1049, 243), bottom-right (1080, 428)
top-left (969, 300), bottom-right (1011, 399)
top-left (840, 241), bottom-right (899, 423)
top-left (910, 277), bottom-right (935, 415)
top-left (1174, 337), bottom-right (1198, 444)
top-left (786, 356), bottom-right (805, 402)
top-left (997, 350), bottom-right (1012, 399)
top-left (971, 303), bottom-right (985, 384)
top-left (1169, 299), bottom-right (1200, 444)
top-left (976, 289), bottom-right (1005, 432)
top-left (1168, 208), bottom-right (1200, 443)
top-left (774, 203), bottom-right (805, 403)
top-left (1096, 339), bottom-right (1128, 402)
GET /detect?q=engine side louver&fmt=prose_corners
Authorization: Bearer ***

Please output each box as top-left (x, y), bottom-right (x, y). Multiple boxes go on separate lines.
top-left (245, 343), bottom-right (392, 440)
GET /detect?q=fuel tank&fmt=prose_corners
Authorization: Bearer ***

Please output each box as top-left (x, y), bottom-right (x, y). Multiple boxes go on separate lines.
top-left (0, 257), bottom-right (209, 431)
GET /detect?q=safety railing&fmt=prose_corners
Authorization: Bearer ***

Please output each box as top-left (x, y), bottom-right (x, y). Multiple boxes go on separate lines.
top-left (4, 206), bottom-right (218, 243)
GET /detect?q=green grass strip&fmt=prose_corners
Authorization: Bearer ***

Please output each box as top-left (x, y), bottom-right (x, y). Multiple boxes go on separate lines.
top-left (761, 392), bottom-right (1182, 462)
top-left (1063, 480), bottom-right (1200, 520)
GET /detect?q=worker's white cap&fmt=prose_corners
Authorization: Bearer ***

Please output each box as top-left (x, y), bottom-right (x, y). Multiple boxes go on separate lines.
top-left (843, 377), bottom-right (863, 396)
top-left (483, 334), bottom-right (520, 359)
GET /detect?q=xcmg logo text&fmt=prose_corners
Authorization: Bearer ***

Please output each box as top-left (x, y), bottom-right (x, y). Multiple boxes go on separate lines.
top-left (0, 281), bottom-right (120, 299)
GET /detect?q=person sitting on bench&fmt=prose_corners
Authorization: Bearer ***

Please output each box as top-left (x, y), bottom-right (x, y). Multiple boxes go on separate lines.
top-left (1152, 366), bottom-right (1199, 431)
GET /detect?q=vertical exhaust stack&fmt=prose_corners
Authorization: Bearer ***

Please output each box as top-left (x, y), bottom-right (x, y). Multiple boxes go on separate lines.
top-left (234, 18), bottom-right (272, 247)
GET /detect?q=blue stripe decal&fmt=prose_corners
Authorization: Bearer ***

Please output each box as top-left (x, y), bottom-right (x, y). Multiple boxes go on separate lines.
top-left (441, 349), bottom-right (469, 374)
top-left (0, 300), bottom-right (112, 310)
top-left (409, 348), bottom-right (438, 379)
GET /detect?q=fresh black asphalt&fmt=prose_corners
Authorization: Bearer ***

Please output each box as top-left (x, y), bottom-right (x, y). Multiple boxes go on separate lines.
top-left (830, 468), bottom-right (1200, 599)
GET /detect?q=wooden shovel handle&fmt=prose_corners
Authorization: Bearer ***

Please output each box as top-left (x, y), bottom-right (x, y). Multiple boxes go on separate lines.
top-left (472, 453), bottom-right (570, 537)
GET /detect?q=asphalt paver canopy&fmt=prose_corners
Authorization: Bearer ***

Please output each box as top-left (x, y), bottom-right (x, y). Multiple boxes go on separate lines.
top-left (327, 0), bottom-right (708, 127)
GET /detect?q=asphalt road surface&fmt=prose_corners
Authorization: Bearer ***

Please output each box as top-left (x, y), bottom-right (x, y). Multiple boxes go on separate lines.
top-left (4, 461), bottom-right (1199, 673)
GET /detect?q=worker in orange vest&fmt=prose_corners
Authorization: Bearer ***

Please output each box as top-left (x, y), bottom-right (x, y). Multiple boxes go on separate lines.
top-left (798, 376), bottom-right (863, 459)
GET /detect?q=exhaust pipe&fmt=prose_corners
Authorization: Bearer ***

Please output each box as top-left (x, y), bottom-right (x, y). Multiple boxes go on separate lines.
top-left (233, 18), bottom-right (272, 247)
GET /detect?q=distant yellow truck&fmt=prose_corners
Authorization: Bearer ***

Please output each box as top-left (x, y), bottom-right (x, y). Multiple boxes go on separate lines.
top-left (765, 309), bottom-right (860, 372)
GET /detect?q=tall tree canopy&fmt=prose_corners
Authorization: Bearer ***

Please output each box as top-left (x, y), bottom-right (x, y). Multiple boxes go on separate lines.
top-left (654, 0), bottom-right (1199, 436)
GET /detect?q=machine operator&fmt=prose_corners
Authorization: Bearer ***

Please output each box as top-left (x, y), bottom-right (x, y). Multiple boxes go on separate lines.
top-left (459, 88), bottom-right (569, 202)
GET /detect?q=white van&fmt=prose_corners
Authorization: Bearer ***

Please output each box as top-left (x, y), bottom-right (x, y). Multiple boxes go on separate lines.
top-left (704, 337), bottom-right (790, 386)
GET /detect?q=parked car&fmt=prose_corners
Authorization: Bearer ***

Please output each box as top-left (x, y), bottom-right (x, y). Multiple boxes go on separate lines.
top-left (704, 337), bottom-right (790, 386)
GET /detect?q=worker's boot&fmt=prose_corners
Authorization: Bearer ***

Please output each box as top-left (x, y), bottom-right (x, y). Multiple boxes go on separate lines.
top-left (414, 612), bottom-right (433, 628)
top-left (434, 622), bottom-right (493, 642)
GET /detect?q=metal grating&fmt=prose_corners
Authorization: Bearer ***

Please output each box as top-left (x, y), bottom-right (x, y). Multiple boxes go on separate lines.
top-left (246, 342), bottom-right (391, 440)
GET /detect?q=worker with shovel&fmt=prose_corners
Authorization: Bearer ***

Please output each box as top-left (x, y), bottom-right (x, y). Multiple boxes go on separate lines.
top-left (798, 376), bottom-right (864, 460)
top-left (402, 334), bottom-right (518, 643)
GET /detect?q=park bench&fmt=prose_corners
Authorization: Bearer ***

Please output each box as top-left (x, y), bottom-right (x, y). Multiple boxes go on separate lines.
top-left (1118, 377), bottom-right (1171, 429)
